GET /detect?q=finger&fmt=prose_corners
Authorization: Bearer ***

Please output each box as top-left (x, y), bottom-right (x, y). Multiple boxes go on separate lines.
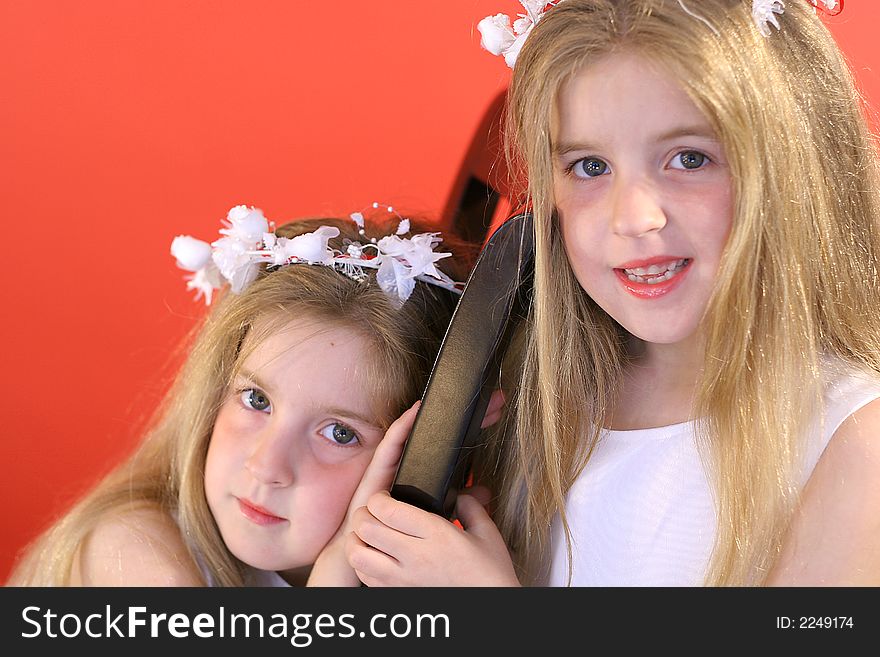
top-left (460, 484), bottom-right (492, 508)
top-left (349, 504), bottom-right (373, 528)
top-left (370, 400), bottom-right (420, 471)
top-left (350, 402), bottom-right (421, 509)
top-left (353, 507), bottom-right (420, 560)
top-left (480, 389), bottom-right (506, 428)
top-left (366, 490), bottom-right (443, 539)
top-left (345, 531), bottom-right (400, 584)
top-left (356, 567), bottom-right (408, 588)
top-left (454, 492), bottom-right (496, 539)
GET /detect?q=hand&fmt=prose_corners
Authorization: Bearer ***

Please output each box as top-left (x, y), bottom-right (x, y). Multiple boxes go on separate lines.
top-left (481, 388), bottom-right (506, 429)
top-left (346, 486), bottom-right (521, 587)
top-left (307, 401), bottom-right (420, 586)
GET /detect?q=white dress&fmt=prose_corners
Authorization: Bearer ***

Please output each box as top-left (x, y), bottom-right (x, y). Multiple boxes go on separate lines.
top-left (547, 358), bottom-right (880, 586)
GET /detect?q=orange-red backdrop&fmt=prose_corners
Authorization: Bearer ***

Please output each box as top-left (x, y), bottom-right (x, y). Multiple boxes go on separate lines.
top-left (1, 1), bottom-right (878, 582)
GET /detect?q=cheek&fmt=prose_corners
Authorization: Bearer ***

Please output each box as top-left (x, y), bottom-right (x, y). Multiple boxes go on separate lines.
top-left (553, 176), bottom-right (579, 224)
top-left (204, 404), bottom-right (248, 493)
top-left (316, 454), bottom-right (372, 505)
top-left (694, 185), bottom-right (734, 256)
top-left (719, 192), bottom-right (735, 243)
top-left (557, 210), bottom-right (603, 279)
top-left (554, 182), bottom-right (602, 256)
top-left (297, 457), bottom-right (371, 534)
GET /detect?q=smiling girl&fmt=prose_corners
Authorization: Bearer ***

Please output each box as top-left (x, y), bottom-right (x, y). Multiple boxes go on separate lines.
top-left (345, 0), bottom-right (880, 586)
top-left (8, 207), bottom-right (477, 586)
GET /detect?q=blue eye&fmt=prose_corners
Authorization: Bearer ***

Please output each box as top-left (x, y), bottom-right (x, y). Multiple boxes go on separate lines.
top-left (670, 150), bottom-right (707, 170)
top-left (319, 423), bottom-right (360, 446)
top-left (240, 388), bottom-right (271, 413)
top-left (571, 157), bottom-right (609, 178)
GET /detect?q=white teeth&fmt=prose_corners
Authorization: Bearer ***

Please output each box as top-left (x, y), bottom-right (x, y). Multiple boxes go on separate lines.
top-left (621, 258), bottom-right (688, 284)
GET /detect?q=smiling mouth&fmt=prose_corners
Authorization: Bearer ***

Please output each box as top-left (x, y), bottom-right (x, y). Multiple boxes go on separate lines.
top-left (237, 498), bottom-right (286, 525)
top-left (613, 258), bottom-right (692, 299)
top-left (618, 258), bottom-right (690, 284)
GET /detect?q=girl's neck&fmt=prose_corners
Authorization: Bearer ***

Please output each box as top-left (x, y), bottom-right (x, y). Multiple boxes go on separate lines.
top-left (607, 335), bottom-right (704, 431)
top-left (279, 565), bottom-right (312, 587)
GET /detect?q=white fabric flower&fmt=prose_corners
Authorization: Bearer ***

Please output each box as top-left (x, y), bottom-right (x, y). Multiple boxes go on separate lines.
top-left (350, 212), bottom-right (365, 229)
top-left (220, 205), bottom-right (269, 243)
top-left (520, 0), bottom-right (548, 19)
top-left (184, 264), bottom-right (223, 305)
top-left (752, 0), bottom-right (785, 37)
top-left (504, 31), bottom-right (531, 68)
top-left (404, 233), bottom-right (451, 280)
top-left (261, 232), bottom-right (290, 266)
top-left (478, 14), bottom-right (516, 55)
top-left (376, 233), bottom-right (451, 281)
top-left (211, 235), bottom-right (260, 293)
top-left (172, 204), bottom-right (461, 306)
top-left (170, 235), bottom-right (213, 272)
top-left (377, 256), bottom-right (416, 307)
top-left (479, 1), bottom-right (556, 68)
top-left (279, 226), bottom-right (339, 264)
top-left (820, 0), bottom-right (838, 11)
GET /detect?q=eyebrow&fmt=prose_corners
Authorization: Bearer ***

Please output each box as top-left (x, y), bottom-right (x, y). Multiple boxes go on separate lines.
top-left (553, 125), bottom-right (720, 157)
top-left (324, 407), bottom-right (384, 430)
top-left (236, 369), bottom-right (270, 393)
top-left (655, 125), bottom-right (720, 143)
top-left (235, 369), bottom-right (383, 430)
top-left (235, 368), bottom-right (269, 390)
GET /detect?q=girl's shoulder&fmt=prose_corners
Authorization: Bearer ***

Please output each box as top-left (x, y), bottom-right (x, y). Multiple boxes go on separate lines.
top-left (768, 360), bottom-right (880, 584)
top-left (72, 503), bottom-right (204, 586)
top-left (817, 357), bottom-right (880, 488)
top-left (818, 356), bottom-right (880, 444)
top-left (801, 355), bottom-right (880, 477)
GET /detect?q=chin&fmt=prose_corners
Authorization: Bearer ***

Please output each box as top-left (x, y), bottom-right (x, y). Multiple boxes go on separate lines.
top-left (234, 542), bottom-right (318, 574)
top-left (617, 318), bottom-right (700, 346)
top-left (232, 548), bottom-right (290, 572)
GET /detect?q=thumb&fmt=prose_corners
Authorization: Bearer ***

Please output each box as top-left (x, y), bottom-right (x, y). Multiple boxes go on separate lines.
top-left (461, 484), bottom-right (492, 509)
top-left (454, 492), bottom-right (495, 538)
top-left (480, 389), bottom-right (506, 429)
top-left (349, 401), bottom-right (420, 511)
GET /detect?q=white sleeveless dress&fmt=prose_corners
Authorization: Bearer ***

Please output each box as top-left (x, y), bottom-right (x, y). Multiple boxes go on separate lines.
top-left (547, 358), bottom-right (880, 586)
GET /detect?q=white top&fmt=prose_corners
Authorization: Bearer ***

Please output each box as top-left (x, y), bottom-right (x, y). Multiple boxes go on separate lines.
top-left (547, 359), bottom-right (880, 587)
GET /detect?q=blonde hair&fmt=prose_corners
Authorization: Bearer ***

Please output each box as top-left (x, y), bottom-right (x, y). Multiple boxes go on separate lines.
top-left (483, 0), bottom-right (880, 585)
top-left (9, 215), bottom-right (474, 586)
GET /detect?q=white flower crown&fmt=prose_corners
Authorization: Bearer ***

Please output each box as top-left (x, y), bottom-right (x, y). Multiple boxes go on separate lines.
top-left (478, 1), bottom-right (841, 67)
top-left (170, 204), bottom-right (463, 306)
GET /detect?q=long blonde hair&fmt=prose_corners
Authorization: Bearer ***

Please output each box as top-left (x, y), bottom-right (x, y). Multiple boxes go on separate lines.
top-left (9, 214), bottom-right (474, 586)
top-left (483, 0), bottom-right (880, 585)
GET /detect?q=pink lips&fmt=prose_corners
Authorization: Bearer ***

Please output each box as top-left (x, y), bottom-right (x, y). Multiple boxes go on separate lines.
top-left (613, 255), bottom-right (691, 299)
top-left (237, 498), bottom-right (286, 526)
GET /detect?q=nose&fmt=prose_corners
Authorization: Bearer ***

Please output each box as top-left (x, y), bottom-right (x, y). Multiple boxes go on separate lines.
top-left (609, 175), bottom-right (667, 238)
top-left (245, 423), bottom-right (295, 487)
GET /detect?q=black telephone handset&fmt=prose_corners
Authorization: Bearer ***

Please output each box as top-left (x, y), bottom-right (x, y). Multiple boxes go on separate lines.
top-left (390, 212), bottom-right (535, 518)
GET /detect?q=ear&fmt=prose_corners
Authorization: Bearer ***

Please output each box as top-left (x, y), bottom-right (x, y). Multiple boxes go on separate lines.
top-left (480, 388), bottom-right (506, 428)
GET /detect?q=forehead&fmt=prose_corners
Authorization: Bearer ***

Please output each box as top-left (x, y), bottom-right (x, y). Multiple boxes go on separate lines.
top-left (553, 52), bottom-right (713, 142)
top-left (241, 316), bottom-right (362, 363)
top-left (237, 313), bottom-right (378, 398)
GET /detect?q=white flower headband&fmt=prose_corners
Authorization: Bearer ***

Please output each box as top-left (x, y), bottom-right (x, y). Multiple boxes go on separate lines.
top-left (170, 204), bottom-right (463, 306)
top-left (478, 1), bottom-right (842, 67)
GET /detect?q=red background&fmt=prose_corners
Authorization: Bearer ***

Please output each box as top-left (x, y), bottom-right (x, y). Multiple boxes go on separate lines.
top-left (1, 1), bottom-right (877, 582)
